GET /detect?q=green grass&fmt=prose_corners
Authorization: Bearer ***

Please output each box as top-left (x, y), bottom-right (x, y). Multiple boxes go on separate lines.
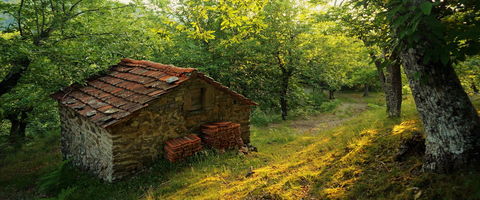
top-left (1, 92), bottom-right (480, 200)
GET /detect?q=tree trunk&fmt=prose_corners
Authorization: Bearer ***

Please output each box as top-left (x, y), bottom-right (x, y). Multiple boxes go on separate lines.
top-left (7, 110), bottom-right (29, 143)
top-left (363, 84), bottom-right (369, 97)
top-left (328, 90), bottom-right (335, 100)
top-left (384, 63), bottom-right (402, 118)
top-left (371, 54), bottom-right (402, 117)
top-left (280, 71), bottom-right (290, 121)
top-left (400, 48), bottom-right (480, 172)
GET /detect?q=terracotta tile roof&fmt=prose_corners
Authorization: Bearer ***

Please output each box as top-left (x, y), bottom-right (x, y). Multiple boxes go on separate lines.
top-left (52, 58), bottom-right (257, 128)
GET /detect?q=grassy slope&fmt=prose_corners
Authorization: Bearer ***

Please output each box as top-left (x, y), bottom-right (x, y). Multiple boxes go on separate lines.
top-left (1, 93), bottom-right (480, 200)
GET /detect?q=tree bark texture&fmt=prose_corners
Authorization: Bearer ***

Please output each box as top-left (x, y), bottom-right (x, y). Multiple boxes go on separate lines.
top-left (384, 63), bottom-right (402, 117)
top-left (374, 59), bottom-right (402, 117)
top-left (400, 48), bottom-right (480, 172)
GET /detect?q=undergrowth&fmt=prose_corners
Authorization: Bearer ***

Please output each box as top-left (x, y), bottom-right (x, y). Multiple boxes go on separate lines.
top-left (1, 93), bottom-right (479, 200)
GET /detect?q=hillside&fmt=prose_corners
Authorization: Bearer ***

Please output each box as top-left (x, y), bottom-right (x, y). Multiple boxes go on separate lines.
top-left (1, 92), bottom-right (479, 200)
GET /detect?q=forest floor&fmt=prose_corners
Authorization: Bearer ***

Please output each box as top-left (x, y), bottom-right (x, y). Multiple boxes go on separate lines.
top-left (282, 98), bottom-right (368, 133)
top-left (1, 92), bottom-right (480, 200)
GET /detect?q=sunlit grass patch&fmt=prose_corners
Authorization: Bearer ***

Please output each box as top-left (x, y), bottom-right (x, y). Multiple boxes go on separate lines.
top-left (2, 93), bottom-right (480, 200)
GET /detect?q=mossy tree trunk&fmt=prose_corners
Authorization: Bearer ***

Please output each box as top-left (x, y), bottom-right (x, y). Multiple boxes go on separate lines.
top-left (374, 57), bottom-right (402, 118)
top-left (400, 48), bottom-right (480, 172)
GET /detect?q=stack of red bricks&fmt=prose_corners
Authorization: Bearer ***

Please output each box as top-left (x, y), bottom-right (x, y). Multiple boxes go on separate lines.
top-left (200, 122), bottom-right (244, 150)
top-left (164, 134), bottom-right (202, 162)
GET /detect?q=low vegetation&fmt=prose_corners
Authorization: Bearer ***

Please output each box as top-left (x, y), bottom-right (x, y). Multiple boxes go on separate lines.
top-left (1, 93), bottom-right (479, 200)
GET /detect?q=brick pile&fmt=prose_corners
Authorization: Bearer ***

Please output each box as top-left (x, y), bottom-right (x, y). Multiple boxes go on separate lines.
top-left (200, 122), bottom-right (244, 150)
top-left (164, 134), bottom-right (202, 162)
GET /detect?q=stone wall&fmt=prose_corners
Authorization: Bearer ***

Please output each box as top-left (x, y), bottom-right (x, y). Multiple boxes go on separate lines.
top-left (107, 76), bottom-right (252, 180)
top-left (59, 105), bottom-right (114, 181)
top-left (182, 78), bottom-right (252, 143)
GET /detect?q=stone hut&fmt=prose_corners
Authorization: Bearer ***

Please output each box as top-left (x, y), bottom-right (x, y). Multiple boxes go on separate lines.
top-left (52, 58), bottom-right (256, 182)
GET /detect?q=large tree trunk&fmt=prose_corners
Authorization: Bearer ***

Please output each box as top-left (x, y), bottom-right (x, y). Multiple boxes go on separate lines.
top-left (384, 63), bottom-right (402, 117)
top-left (400, 48), bottom-right (480, 172)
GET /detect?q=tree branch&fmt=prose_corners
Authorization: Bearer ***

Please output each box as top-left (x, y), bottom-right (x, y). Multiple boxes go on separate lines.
top-left (69, 0), bottom-right (84, 12)
top-left (17, 0), bottom-right (25, 36)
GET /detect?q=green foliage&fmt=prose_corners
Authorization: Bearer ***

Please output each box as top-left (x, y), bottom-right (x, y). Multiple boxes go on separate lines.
top-left (40, 187), bottom-right (78, 200)
top-left (455, 55), bottom-right (480, 94)
top-left (251, 109), bottom-right (283, 126)
top-left (37, 161), bottom-right (77, 196)
top-left (319, 99), bottom-right (341, 112)
top-left (355, 0), bottom-right (480, 65)
top-left (302, 34), bottom-right (375, 91)
top-left (0, 0), bottom-right (164, 137)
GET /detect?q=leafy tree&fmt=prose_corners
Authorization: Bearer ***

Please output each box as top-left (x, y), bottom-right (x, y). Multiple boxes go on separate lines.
top-left (0, 0), bottom-right (162, 142)
top-left (159, 0), bottom-right (315, 119)
top-left (327, 3), bottom-right (403, 117)
top-left (355, 0), bottom-right (480, 172)
top-left (304, 33), bottom-right (372, 99)
top-left (254, 0), bottom-right (312, 120)
top-left (350, 64), bottom-right (378, 97)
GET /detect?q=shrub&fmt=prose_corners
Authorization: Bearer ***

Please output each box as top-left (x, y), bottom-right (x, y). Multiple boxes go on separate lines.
top-left (319, 100), bottom-right (341, 112)
top-left (251, 109), bottom-right (282, 126)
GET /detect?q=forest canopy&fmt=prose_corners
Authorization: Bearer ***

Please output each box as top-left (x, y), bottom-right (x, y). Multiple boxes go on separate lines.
top-left (0, 0), bottom-right (380, 137)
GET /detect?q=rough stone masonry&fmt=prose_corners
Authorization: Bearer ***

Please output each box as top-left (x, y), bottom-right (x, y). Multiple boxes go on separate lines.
top-left (53, 59), bottom-right (256, 181)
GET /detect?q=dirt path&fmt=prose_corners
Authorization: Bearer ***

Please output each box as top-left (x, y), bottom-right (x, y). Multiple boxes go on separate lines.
top-left (273, 93), bottom-right (370, 134)
top-left (290, 102), bottom-right (368, 134)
